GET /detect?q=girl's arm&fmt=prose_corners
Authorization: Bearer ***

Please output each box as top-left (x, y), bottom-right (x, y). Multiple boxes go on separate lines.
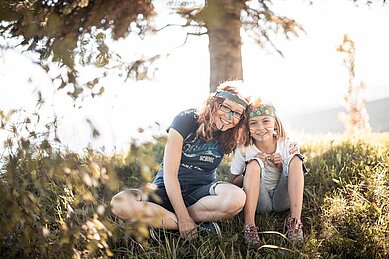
top-left (230, 174), bottom-right (244, 187)
top-left (269, 153), bottom-right (283, 170)
top-left (230, 147), bottom-right (246, 187)
top-left (163, 128), bottom-right (197, 240)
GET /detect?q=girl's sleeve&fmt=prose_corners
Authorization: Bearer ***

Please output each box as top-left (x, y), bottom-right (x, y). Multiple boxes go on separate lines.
top-left (230, 147), bottom-right (246, 175)
top-left (283, 138), bottom-right (308, 173)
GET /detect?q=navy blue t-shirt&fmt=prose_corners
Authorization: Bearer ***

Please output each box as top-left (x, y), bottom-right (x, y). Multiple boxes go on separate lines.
top-left (153, 109), bottom-right (225, 187)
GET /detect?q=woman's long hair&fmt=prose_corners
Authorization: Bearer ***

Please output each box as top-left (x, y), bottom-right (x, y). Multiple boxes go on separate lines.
top-left (196, 82), bottom-right (250, 155)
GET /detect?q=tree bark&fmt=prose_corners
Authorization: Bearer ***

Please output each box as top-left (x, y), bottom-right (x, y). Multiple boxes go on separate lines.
top-left (205, 0), bottom-right (244, 93)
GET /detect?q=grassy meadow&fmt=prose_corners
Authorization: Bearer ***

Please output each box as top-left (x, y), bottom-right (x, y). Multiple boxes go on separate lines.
top-left (0, 132), bottom-right (388, 258)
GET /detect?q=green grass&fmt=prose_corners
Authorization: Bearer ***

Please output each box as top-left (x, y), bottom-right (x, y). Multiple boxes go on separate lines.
top-left (1, 133), bottom-right (388, 258)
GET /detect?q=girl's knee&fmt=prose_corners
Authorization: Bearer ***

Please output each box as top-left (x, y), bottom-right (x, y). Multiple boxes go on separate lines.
top-left (288, 155), bottom-right (304, 173)
top-left (289, 155), bottom-right (303, 166)
top-left (246, 160), bottom-right (262, 176)
top-left (290, 155), bottom-right (303, 165)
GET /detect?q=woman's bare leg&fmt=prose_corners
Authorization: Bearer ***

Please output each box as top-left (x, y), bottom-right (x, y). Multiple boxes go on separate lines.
top-left (187, 183), bottom-right (246, 222)
top-left (110, 190), bottom-right (179, 229)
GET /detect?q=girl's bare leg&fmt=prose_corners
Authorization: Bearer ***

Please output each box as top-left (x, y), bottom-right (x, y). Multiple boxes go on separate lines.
top-left (242, 161), bottom-right (261, 226)
top-left (287, 156), bottom-right (304, 220)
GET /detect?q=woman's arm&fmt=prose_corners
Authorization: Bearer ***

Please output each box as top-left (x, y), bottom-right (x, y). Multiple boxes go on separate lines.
top-left (163, 128), bottom-right (197, 240)
top-left (287, 139), bottom-right (300, 155)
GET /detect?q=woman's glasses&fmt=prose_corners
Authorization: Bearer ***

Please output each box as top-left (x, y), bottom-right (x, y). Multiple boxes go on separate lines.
top-left (219, 104), bottom-right (243, 119)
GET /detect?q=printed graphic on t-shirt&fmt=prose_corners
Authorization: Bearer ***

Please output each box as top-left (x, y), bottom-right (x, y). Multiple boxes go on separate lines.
top-left (181, 133), bottom-right (223, 172)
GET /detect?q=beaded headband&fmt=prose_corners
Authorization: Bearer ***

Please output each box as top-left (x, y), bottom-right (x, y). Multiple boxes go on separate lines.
top-left (248, 98), bottom-right (277, 118)
top-left (214, 91), bottom-right (248, 108)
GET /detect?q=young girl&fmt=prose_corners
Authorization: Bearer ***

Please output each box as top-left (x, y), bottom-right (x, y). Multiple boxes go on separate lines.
top-left (111, 80), bottom-right (251, 241)
top-left (230, 97), bottom-right (306, 248)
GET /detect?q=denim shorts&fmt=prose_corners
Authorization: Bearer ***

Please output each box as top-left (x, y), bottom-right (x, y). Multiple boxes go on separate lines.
top-left (146, 181), bottom-right (224, 212)
top-left (245, 153), bottom-right (306, 214)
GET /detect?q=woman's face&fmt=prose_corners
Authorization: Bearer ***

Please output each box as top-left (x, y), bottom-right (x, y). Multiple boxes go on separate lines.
top-left (214, 99), bottom-right (245, 131)
top-left (248, 115), bottom-right (276, 142)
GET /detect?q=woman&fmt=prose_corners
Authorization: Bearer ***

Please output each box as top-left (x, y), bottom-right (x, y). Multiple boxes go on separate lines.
top-left (111, 80), bottom-right (250, 240)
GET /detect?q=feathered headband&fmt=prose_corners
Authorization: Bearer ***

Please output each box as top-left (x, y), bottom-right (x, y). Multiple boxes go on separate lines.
top-left (248, 98), bottom-right (277, 118)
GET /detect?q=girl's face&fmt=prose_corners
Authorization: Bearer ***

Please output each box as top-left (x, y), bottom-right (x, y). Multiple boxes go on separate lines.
top-left (248, 116), bottom-right (276, 142)
top-left (214, 99), bottom-right (245, 131)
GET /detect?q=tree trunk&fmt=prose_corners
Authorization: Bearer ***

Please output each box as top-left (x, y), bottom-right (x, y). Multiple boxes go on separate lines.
top-left (205, 0), bottom-right (244, 93)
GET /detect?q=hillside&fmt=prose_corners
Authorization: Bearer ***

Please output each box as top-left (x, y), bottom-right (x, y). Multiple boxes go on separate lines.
top-left (287, 97), bottom-right (389, 133)
top-left (2, 133), bottom-right (388, 258)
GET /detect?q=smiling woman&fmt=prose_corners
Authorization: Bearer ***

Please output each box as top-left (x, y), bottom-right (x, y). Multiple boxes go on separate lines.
top-left (110, 80), bottom-right (251, 241)
top-left (218, 103), bottom-right (244, 120)
top-left (213, 92), bottom-right (247, 131)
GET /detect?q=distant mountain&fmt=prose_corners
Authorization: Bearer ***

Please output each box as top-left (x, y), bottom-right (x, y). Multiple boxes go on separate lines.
top-left (287, 97), bottom-right (389, 133)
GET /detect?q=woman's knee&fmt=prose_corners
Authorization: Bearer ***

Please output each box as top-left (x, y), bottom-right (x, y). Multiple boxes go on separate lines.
top-left (110, 189), bottom-right (141, 217)
top-left (110, 191), bottom-right (127, 217)
top-left (232, 187), bottom-right (247, 210)
top-left (216, 184), bottom-right (246, 214)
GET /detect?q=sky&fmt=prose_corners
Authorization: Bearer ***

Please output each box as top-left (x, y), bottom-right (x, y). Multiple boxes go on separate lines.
top-left (1, 0), bottom-right (389, 154)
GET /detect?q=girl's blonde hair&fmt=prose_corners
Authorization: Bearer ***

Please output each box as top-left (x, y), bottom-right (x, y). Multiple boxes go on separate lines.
top-left (196, 80), bottom-right (250, 154)
top-left (274, 116), bottom-right (287, 140)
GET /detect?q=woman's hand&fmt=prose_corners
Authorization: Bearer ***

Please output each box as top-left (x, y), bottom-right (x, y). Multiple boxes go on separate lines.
top-left (178, 217), bottom-right (198, 240)
top-left (163, 128), bottom-right (197, 240)
top-left (289, 142), bottom-right (300, 155)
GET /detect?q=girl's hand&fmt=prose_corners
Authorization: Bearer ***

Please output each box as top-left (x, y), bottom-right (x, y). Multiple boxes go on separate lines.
top-left (255, 152), bottom-right (268, 162)
top-left (289, 142), bottom-right (300, 155)
top-left (178, 217), bottom-right (198, 240)
top-left (269, 153), bottom-right (283, 169)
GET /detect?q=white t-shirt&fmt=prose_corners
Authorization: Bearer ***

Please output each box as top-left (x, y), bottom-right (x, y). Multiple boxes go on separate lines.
top-left (230, 139), bottom-right (293, 191)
